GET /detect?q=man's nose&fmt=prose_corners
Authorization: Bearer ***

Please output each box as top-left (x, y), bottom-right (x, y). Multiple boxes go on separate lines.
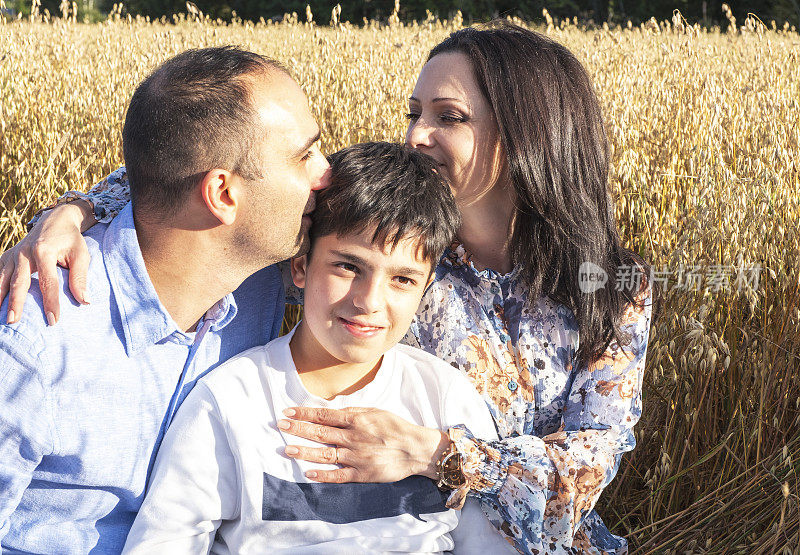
top-left (312, 161), bottom-right (331, 191)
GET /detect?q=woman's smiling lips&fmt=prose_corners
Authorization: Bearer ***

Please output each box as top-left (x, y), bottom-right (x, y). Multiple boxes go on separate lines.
top-left (337, 317), bottom-right (386, 338)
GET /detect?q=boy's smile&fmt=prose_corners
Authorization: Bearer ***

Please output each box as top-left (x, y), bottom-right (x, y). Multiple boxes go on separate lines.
top-left (289, 228), bottom-right (434, 399)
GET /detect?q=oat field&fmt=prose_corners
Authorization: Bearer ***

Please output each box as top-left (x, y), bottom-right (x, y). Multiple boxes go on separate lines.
top-left (1, 7), bottom-right (799, 552)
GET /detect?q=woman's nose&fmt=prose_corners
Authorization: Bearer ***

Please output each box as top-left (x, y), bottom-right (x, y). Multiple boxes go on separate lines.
top-left (405, 117), bottom-right (435, 150)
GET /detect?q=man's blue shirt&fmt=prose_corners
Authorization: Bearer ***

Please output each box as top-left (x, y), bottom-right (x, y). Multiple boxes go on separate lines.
top-left (0, 204), bottom-right (285, 553)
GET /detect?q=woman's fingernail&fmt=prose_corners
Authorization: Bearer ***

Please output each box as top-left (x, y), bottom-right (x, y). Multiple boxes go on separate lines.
top-left (7, 310), bottom-right (15, 324)
top-left (305, 471), bottom-right (317, 479)
top-left (277, 420), bottom-right (290, 430)
top-left (285, 446), bottom-right (299, 455)
top-left (46, 312), bottom-right (56, 326)
top-left (283, 408), bottom-right (296, 417)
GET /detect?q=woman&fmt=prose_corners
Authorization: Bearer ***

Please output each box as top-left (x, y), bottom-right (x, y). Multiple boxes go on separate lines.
top-left (2, 22), bottom-right (651, 553)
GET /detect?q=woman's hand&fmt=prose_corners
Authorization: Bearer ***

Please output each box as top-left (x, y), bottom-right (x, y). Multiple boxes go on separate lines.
top-left (279, 407), bottom-right (450, 483)
top-left (0, 200), bottom-right (93, 324)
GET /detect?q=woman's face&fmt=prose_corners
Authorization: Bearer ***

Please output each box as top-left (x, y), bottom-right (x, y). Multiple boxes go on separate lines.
top-left (405, 51), bottom-right (506, 204)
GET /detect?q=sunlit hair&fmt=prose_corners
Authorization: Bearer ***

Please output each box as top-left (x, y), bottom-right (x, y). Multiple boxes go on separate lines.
top-left (310, 141), bottom-right (460, 268)
top-left (429, 22), bottom-right (652, 366)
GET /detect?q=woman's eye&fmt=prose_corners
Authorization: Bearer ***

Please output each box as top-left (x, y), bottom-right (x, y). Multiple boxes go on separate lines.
top-left (439, 112), bottom-right (466, 123)
top-left (405, 112), bottom-right (420, 121)
top-left (302, 150), bottom-right (314, 161)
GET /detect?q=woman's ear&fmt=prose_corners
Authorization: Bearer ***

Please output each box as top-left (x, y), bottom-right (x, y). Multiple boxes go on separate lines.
top-left (290, 255), bottom-right (308, 289)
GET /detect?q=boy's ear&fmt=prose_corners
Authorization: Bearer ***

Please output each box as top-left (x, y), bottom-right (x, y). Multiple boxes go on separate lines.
top-left (290, 255), bottom-right (308, 289)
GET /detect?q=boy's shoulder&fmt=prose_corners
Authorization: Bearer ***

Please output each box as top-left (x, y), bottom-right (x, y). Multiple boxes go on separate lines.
top-left (194, 334), bottom-right (288, 402)
top-left (390, 342), bottom-right (472, 389)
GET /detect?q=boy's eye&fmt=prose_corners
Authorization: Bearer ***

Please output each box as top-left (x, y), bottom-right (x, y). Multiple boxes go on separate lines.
top-left (335, 262), bottom-right (358, 273)
top-left (394, 276), bottom-right (416, 287)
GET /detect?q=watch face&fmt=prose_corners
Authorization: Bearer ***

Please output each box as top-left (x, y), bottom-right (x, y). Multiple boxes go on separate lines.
top-left (443, 453), bottom-right (466, 487)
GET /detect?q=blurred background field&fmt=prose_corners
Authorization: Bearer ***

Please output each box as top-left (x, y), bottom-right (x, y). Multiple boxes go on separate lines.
top-left (1, 6), bottom-right (799, 552)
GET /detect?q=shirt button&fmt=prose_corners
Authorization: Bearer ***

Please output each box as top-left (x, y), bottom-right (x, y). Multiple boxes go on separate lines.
top-left (508, 381), bottom-right (518, 392)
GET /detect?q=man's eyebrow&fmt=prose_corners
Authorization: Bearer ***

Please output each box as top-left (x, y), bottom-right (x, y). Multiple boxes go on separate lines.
top-left (291, 129), bottom-right (321, 159)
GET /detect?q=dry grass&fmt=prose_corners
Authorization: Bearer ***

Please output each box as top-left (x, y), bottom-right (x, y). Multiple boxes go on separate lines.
top-left (1, 8), bottom-right (799, 552)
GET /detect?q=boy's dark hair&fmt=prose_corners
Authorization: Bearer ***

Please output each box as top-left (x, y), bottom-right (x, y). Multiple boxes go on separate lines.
top-left (122, 46), bottom-right (287, 218)
top-left (311, 142), bottom-right (461, 267)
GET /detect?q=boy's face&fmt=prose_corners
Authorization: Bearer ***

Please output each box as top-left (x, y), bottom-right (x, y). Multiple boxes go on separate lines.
top-left (290, 228), bottom-right (434, 367)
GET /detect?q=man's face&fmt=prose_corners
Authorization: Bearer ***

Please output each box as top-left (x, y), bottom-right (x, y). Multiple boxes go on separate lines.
top-left (235, 71), bottom-right (331, 264)
top-left (290, 229), bottom-right (434, 368)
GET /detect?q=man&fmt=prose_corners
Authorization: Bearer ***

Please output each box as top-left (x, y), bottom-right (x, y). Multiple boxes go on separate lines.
top-left (0, 46), bottom-right (329, 553)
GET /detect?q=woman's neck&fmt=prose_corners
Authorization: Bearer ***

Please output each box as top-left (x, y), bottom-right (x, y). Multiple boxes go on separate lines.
top-left (456, 183), bottom-right (516, 274)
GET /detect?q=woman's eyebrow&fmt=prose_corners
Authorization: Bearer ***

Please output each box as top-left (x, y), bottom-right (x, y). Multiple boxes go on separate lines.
top-left (408, 96), bottom-right (464, 104)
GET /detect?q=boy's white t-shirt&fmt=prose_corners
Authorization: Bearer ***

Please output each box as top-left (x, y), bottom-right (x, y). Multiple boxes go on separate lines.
top-left (123, 328), bottom-right (516, 554)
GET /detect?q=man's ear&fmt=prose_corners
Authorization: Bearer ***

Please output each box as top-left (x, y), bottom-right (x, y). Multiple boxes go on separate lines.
top-left (200, 169), bottom-right (241, 226)
top-left (290, 255), bottom-right (308, 289)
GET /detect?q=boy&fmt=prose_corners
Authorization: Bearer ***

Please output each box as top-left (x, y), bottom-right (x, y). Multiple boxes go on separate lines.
top-left (122, 142), bottom-right (515, 553)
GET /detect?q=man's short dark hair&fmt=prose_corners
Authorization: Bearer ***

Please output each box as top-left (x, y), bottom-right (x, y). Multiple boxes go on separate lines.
top-left (310, 142), bottom-right (461, 267)
top-left (122, 46), bottom-right (287, 218)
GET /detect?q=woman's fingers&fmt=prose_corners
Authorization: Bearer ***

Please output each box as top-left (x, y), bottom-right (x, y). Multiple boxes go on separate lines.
top-left (282, 407), bottom-right (355, 428)
top-left (0, 250), bottom-right (16, 313)
top-left (8, 252), bottom-right (33, 324)
top-left (278, 418), bottom-right (350, 446)
top-left (66, 239), bottom-right (91, 305)
top-left (304, 466), bottom-right (361, 484)
top-left (284, 444), bottom-right (353, 466)
top-left (31, 243), bottom-right (61, 325)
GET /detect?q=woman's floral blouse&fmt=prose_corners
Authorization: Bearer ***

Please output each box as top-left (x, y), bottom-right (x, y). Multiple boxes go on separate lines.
top-left (50, 168), bottom-right (653, 554)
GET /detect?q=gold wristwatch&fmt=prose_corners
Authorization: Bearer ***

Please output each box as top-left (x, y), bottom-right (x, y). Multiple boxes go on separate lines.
top-left (435, 441), bottom-right (466, 490)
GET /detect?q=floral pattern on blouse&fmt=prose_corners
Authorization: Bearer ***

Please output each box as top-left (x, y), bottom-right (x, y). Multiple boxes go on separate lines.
top-left (405, 244), bottom-right (652, 554)
top-left (54, 169), bottom-right (652, 554)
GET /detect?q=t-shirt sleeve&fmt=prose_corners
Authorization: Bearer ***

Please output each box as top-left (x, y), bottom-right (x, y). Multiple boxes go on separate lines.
top-left (122, 381), bottom-right (239, 553)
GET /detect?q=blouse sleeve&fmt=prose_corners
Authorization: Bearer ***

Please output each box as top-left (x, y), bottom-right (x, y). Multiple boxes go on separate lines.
top-left (449, 290), bottom-right (653, 551)
top-left (26, 166), bottom-right (130, 230)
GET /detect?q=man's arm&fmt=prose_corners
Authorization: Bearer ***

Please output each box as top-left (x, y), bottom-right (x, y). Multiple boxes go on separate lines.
top-left (0, 327), bottom-right (54, 543)
top-left (122, 381), bottom-right (240, 553)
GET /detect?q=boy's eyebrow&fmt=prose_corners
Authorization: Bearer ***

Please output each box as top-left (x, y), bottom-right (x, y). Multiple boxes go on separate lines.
top-left (387, 265), bottom-right (427, 279)
top-left (330, 250), bottom-right (428, 278)
top-left (330, 250), bottom-right (371, 268)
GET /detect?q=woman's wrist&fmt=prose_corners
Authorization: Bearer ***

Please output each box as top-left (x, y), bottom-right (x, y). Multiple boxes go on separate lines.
top-left (415, 427), bottom-right (451, 479)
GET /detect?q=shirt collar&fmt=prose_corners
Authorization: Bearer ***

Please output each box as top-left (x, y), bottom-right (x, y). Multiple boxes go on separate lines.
top-left (440, 239), bottom-right (522, 284)
top-left (103, 204), bottom-right (237, 355)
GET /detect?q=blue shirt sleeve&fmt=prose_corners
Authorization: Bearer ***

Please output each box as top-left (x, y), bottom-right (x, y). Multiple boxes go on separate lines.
top-left (0, 325), bottom-right (55, 542)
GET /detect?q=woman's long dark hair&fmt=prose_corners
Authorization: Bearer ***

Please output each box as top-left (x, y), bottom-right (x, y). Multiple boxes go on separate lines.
top-left (428, 22), bottom-right (651, 368)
